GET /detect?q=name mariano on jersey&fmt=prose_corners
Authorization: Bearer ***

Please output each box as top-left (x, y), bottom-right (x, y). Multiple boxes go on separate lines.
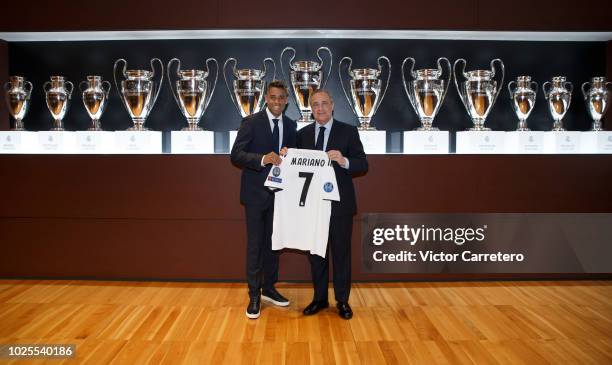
top-left (264, 148), bottom-right (340, 257)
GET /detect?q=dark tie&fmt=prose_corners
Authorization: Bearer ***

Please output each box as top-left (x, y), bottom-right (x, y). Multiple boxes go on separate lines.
top-left (272, 118), bottom-right (279, 154)
top-left (315, 126), bottom-right (326, 151)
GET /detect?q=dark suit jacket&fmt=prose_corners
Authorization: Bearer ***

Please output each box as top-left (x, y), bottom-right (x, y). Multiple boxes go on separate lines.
top-left (231, 110), bottom-right (297, 206)
top-left (296, 119), bottom-right (368, 216)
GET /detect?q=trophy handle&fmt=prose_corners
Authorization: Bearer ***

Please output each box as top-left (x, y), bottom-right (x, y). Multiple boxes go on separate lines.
top-left (280, 47), bottom-right (298, 110)
top-left (223, 57), bottom-right (242, 115)
top-left (24, 81), bottom-right (33, 98)
top-left (490, 58), bottom-right (505, 109)
top-left (102, 81), bottom-right (111, 97)
top-left (79, 80), bottom-right (88, 93)
top-left (564, 81), bottom-right (573, 95)
top-left (280, 46), bottom-right (295, 82)
top-left (338, 56), bottom-right (357, 117)
top-left (606, 82), bottom-right (612, 90)
top-left (564, 81), bottom-right (573, 109)
top-left (530, 81), bottom-right (538, 95)
top-left (203, 57), bottom-right (219, 113)
top-left (64, 81), bottom-right (74, 99)
top-left (113, 58), bottom-right (127, 91)
top-left (113, 58), bottom-right (130, 115)
top-left (401, 57), bottom-right (417, 112)
top-left (166, 58), bottom-right (182, 108)
top-left (261, 57), bottom-right (276, 111)
top-left (2, 82), bottom-right (9, 92)
top-left (507, 81), bottom-right (516, 99)
top-left (437, 57), bottom-right (452, 107)
top-left (43, 81), bottom-right (51, 93)
top-left (317, 46), bottom-right (333, 89)
top-left (150, 58), bottom-right (164, 108)
top-left (581, 81), bottom-right (591, 100)
top-left (453, 58), bottom-right (469, 112)
top-left (542, 81), bottom-right (551, 99)
top-left (373, 56), bottom-right (391, 115)
top-left (262, 57), bottom-right (276, 80)
top-left (401, 57), bottom-right (416, 111)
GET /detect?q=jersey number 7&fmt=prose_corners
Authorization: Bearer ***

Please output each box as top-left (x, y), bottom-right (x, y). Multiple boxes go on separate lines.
top-left (298, 172), bottom-right (313, 207)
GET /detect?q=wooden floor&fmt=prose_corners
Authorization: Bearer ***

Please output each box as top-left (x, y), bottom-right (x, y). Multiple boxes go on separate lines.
top-left (0, 280), bottom-right (611, 364)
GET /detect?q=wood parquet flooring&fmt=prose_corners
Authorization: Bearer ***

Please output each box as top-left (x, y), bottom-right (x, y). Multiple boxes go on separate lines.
top-left (0, 280), bottom-right (610, 364)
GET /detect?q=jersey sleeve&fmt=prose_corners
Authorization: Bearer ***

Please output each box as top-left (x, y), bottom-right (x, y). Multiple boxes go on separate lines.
top-left (264, 161), bottom-right (285, 191)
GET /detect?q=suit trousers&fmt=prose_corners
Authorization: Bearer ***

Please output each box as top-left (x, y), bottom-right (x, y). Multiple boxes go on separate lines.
top-left (245, 202), bottom-right (279, 297)
top-left (308, 214), bottom-right (353, 303)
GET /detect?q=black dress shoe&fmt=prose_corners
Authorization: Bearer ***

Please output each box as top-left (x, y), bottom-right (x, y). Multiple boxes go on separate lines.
top-left (336, 302), bottom-right (353, 320)
top-left (262, 287), bottom-right (290, 307)
top-left (303, 300), bottom-right (329, 316)
top-left (246, 295), bottom-right (261, 319)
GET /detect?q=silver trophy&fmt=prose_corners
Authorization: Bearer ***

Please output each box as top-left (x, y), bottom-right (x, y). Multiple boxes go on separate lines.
top-left (43, 76), bottom-right (74, 131)
top-left (280, 46), bottom-right (332, 122)
top-left (543, 76), bottom-right (572, 131)
top-left (402, 57), bottom-right (451, 131)
top-left (113, 58), bottom-right (164, 131)
top-left (339, 56), bottom-right (390, 130)
top-left (79, 76), bottom-right (111, 131)
top-left (508, 76), bottom-right (538, 131)
top-left (168, 58), bottom-right (218, 131)
top-left (223, 57), bottom-right (275, 118)
top-left (3, 76), bottom-right (32, 131)
top-left (582, 77), bottom-right (611, 131)
top-left (454, 59), bottom-right (505, 131)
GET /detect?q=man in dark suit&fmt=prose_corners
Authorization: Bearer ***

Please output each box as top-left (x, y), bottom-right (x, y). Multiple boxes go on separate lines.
top-left (297, 89), bottom-right (368, 320)
top-left (230, 80), bottom-right (297, 319)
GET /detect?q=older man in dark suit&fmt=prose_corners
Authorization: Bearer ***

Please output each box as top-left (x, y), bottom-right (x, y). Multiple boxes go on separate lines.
top-left (230, 80), bottom-right (297, 319)
top-left (297, 89), bottom-right (368, 320)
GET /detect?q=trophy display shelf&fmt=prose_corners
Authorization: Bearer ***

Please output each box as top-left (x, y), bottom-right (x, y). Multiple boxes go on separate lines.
top-left (170, 130), bottom-right (215, 154)
top-left (456, 131), bottom-right (507, 154)
top-left (2, 129), bottom-right (611, 155)
top-left (580, 131), bottom-right (612, 153)
top-left (403, 130), bottom-right (450, 154)
top-left (36, 131), bottom-right (77, 154)
top-left (358, 130), bottom-right (386, 154)
top-left (74, 131), bottom-right (114, 154)
top-left (542, 131), bottom-right (582, 154)
top-left (504, 131), bottom-right (546, 154)
top-left (113, 130), bottom-right (162, 154)
top-left (0, 131), bottom-right (37, 153)
top-left (229, 130), bottom-right (238, 151)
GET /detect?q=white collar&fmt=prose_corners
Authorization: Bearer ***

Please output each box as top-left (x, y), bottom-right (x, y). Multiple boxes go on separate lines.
top-left (266, 107), bottom-right (282, 122)
top-left (316, 118), bottom-right (333, 130)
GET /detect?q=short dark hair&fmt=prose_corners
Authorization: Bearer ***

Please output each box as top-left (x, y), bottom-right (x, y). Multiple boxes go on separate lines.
top-left (267, 79), bottom-right (289, 96)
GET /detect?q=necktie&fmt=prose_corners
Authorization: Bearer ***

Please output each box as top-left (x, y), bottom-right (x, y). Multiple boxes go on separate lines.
top-left (272, 119), bottom-right (279, 154)
top-left (315, 126), bottom-right (326, 151)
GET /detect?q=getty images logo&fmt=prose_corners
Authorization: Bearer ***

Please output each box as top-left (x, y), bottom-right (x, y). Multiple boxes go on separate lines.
top-left (372, 224), bottom-right (488, 246)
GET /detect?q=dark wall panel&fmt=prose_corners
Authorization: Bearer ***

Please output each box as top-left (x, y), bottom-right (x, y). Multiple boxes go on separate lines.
top-left (1, 155), bottom-right (611, 280)
top-left (0, 40), bottom-right (7, 130)
top-left (219, 0), bottom-right (477, 30)
top-left (0, 0), bottom-right (219, 32)
top-left (1, 0), bottom-right (609, 31)
top-left (0, 218), bottom-right (313, 280)
top-left (0, 155), bottom-right (243, 220)
top-left (477, 1), bottom-right (612, 31)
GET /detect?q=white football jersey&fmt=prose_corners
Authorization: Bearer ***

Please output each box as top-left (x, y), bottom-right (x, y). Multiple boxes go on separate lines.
top-left (264, 148), bottom-right (340, 257)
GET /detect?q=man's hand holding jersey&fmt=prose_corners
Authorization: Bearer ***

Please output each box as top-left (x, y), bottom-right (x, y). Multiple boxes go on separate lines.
top-left (263, 151), bottom-right (283, 166)
top-left (328, 150), bottom-right (348, 168)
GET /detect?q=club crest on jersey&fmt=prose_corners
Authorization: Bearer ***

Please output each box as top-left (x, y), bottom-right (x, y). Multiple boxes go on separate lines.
top-left (272, 166), bottom-right (281, 177)
top-left (323, 182), bottom-right (334, 192)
